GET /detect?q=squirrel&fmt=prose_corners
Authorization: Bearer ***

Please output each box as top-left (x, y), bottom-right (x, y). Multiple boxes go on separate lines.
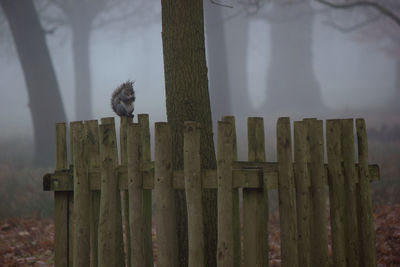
top-left (111, 80), bottom-right (136, 117)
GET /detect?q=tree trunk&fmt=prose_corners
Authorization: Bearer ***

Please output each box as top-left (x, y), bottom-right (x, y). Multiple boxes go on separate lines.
top-left (161, 0), bottom-right (217, 266)
top-left (71, 18), bottom-right (93, 120)
top-left (204, 2), bottom-right (231, 121)
top-left (265, 0), bottom-right (324, 115)
top-left (1, 0), bottom-right (67, 166)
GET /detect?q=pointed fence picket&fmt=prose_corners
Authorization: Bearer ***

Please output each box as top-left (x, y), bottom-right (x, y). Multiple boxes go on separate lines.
top-left (43, 115), bottom-right (379, 267)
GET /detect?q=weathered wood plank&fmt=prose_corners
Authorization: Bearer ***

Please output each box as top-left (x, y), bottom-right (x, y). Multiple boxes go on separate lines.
top-left (102, 118), bottom-right (125, 266)
top-left (184, 121), bottom-right (204, 267)
top-left (86, 120), bottom-right (100, 267)
top-left (154, 122), bottom-right (178, 267)
top-left (138, 114), bottom-right (154, 267)
top-left (326, 119), bottom-right (346, 267)
top-left (71, 121), bottom-right (90, 267)
top-left (222, 116), bottom-right (241, 267)
top-left (54, 123), bottom-right (69, 267)
top-left (68, 122), bottom-right (76, 267)
top-left (127, 123), bottom-right (145, 266)
top-left (44, 163), bottom-right (380, 192)
top-left (341, 119), bottom-right (360, 266)
top-left (217, 121), bottom-right (234, 267)
top-left (68, 194), bottom-right (74, 267)
top-left (304, 119), bottom-right (328, 267)
top-left (356, 118), bottom-right (377, 267)
top-left (293, 121), bottom-right (311, 267)
top-left (98, 122), bottom-right (125, 267)
top-left (120, 116), bottom-right (132, 267)
top-left (277, 117), bottom-right (298, 267)
top-left (243, 117), bottom-right (268, 267)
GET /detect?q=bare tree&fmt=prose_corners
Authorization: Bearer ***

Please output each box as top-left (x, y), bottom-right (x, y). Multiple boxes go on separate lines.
top-left (316, 0), bottom-right (400, 27)
top-left (315, 0), bottom-right (400, 113)
top-left (245, 0), bottom-right (325, 115)
top-left (39, 0), bottom-right (155, 120)
top-left (205, 2), bottom-right (232, 122)
top-left (205, 1), bottom-right (255, 121)
top-left (0, 0), bottom-right (67, 166)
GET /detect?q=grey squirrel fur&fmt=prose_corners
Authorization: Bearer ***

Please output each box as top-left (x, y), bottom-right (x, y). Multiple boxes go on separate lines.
top-left (111, 81), bottom-right (136, 117)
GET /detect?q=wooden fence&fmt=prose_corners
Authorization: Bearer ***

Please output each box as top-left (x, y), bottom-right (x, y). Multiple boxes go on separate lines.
top-left (43, 114), bottom-right (380, 267)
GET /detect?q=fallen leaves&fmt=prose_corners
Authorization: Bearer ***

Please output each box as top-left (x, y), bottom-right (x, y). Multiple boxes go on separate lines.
top-left (0, 216), bottom-right (54, 266)
top-left (0, 204), bottom-right (399, 266)
top-left (375, 204), bottom-right (400, 266)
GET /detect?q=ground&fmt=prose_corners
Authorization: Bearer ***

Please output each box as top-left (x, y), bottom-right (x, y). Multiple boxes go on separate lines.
top-left (0, 205), bottom-right (399, 266)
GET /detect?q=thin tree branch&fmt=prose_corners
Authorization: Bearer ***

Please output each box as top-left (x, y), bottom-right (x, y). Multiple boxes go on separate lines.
top-left (322, 12), bottom-right (381, 33)
top-left (209, 0), bottom-right (233, 8)
top-left (315, 0), bottom-right (400, 27)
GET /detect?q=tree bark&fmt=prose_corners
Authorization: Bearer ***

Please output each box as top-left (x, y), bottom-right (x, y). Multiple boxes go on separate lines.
top-left (161, 0), bottom-right (217, 266)
top-left (1, 0), bottom-right (67, 166)
top-left (265, 0), bottom-right (324, 115)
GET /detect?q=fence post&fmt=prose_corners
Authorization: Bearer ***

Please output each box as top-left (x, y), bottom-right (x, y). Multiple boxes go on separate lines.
top-left (98, 120), bottom-right (125, 267)
top-left (127, 123), bottom-right (145, 266)
top-left (217, 121), bottom-right (234, 267)
top-left (222, 116), bottom-right (241, 267)
top-left (54, 123), bottom-right (69, 267)
top-left (154, 122), bottom-right (178, 267)
top-left (86, 120), bottom-right (100, 267)
top-left (304, 119), bottom-right (328, 267)
top-left (341, 119), bottom-right (360, 266)
top-left (71, 121), bottom-right (90, 267)
top-left (120, 116), bottom-right (133, 267)
top-left (244, 117), bottom-right (268, 267)
top-left (138, 114), bottom-right (154, 267)
top-left (68, 123), bottom-right (76, 267)
top-left (184, 121), bottom-right (204, 267)
top-left (293, 121), bottom-right (311, 267)
top-left (356, 119), bottom-right (377, 267)
top-left (277, 117), bottom-right (298, 267)
top-left (326, 120), bottom-right (346, 267)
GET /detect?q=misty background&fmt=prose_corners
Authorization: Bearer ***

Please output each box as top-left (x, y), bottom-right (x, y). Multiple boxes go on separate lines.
top-left (0, 0), bottom-right (399, 217)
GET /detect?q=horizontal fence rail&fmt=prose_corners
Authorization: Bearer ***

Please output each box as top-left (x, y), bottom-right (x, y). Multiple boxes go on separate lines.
top-left (44, 163), bottom-right (379, 191)
top-left (44, 114), bottom-right (379, 267)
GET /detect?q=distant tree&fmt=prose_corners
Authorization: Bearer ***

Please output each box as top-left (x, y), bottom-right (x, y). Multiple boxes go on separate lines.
top-left (244, 0), bottom-right (325, 115)
top-left (39, 0), bottom-right (154, 120)
top-left (0, 0), bottom-right (67, 166)
top-left (315, 0), bottom-right (400, 27)
top-left (204, 2), bottom-right (232, 121)
top-left (205, 1), bottom-right (256, 124)
top-left (267, 0), bottom-right (324, 115)
top-left (161, 0), bottom-right (217, 266)
top-left (315, 0), bottom-right (400, 113)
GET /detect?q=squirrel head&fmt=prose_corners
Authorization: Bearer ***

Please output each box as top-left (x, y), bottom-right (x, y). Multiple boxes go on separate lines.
top-left (121, 80), bottom-right (135, 96)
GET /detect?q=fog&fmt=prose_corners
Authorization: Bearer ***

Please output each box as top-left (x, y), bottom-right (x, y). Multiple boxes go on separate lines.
top-left (248, 17), bottom-right (396, 110)
top-left (0, 0), bottom-right (398, 142)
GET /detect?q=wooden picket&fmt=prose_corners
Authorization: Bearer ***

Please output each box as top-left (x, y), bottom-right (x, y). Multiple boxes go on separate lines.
top-left (243, 117), bottom-right (268, 267)
top-left (293, 121), bottom-right (311, 267)
top-left (127, 123), bottom-right (145, 266)
top-left (86, 120), bottom-right (100, 267)
top-left (43, 115), bottom-right (380, 267)
top-left (306, 119), bottom-right (329, 267)
top-left (53, 123), bottom-right (69, 267)
top-left (154, 122), bottom-right (179, 266)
